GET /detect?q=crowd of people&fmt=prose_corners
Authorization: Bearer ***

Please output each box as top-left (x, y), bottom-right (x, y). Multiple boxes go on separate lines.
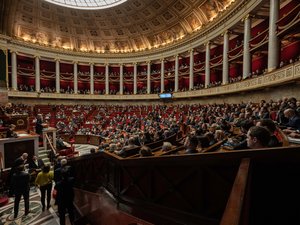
top-left (9, 152), bottom-right (75, 224)
top-left (1, 95), bottom-right (300, 225)
top-left (1, 96), bottom-right (300, 159)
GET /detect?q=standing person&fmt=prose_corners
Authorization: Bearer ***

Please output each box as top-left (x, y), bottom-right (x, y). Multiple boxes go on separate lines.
top-left (14, 153), bottom-right (28, 167)
top-left (11, 165), bottom-right (30, 219)
top-left (8, 153), bottom-right (29, 196)
top-left (28, 155), bottom-right (44, 174)
top-left (54, 158), bottom-right (73, 183)
top-left (35, 164), bottom-right (54, 211)
top-left (35, 114), bottom-right (44, 136)
top-left (55, 168), bottom-right (75, 225)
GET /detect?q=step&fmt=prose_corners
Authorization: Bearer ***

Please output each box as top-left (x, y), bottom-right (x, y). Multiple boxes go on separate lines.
top-left (42, 158), bottom-right (50, 164)
top-left (38, 149), bottom-right (51, 153)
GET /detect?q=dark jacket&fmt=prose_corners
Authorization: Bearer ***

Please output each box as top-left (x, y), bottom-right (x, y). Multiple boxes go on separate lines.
top-left (11, 171), bottom-right (30, 194)
top-left (287, 116), bottom-right (300, 130)
top-left (54, 177), bottom-right (74, 206)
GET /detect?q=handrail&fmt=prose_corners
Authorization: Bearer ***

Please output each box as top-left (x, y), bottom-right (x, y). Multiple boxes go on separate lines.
top-left (45, 132), bottom-right (57, 156)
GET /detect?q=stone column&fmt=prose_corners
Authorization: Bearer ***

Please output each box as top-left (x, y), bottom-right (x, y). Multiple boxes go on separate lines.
top-left (134, 63), bottom-right (137, 94)
top-left (73, 62), bottom-right (78, 94)
top-left (90, 63), bottom-right (94, 94)
top-left (119, 64), bottom-right (123, 95)
top-left (55, 59), bottom-right (60, 93)
top-left (222, 30), bottom-right (229, 84)
top-left (268, 0), bottom-right (279, 72)
top-left (147, 61), bottom-right (151, 94)
top-left (205, 42), bottom-right (211, 88)
top-left (243, 15), bottom-right (251, 79)
top-left (160, 59), bottom-right (165, 93)
top-left (175, 55), bottom-right (179, 92)
top-left (11, 51), bottom-right (17, 90)
top-left (189, 49), bottom-right (194, 90)
top-left (105, 64), bottom-right (109, 94)
top-left (35, 56), bottom-right (40, 92)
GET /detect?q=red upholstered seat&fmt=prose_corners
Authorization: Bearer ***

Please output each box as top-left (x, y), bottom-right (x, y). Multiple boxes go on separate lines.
top-left (0, 196), bottom-right (9, 207)
top-left (58, 146), bottom-right (79, 158)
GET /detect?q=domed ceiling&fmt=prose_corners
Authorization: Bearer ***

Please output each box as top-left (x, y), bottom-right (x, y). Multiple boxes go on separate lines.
top-left (1, 0), bottom-right (235, 54)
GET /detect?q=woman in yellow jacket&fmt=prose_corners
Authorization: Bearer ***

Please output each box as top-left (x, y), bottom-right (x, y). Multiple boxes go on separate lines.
top-left (35, 164), bottom-right (54, 211)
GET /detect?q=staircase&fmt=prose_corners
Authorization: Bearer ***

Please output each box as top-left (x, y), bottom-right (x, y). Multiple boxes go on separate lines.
top-left (38, 146), bottom-right (51, 165)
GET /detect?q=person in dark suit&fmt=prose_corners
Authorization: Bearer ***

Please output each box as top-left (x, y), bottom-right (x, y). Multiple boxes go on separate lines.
top-left (35, 114), bottom-right (44, 136)
top-left (28, 155), bottom-right (44, 174)
top-left (11, 165), bottom-right (30, 219)
top-left (283, 108), bottom-right (300, 130)
top-left (54, 159), bottom-right (72, 183)
top-left (8, 153), bottom-right (29, 196)
top-left (14, 153), bottom-right (28, 167)
top-left (54, 168), bottom-right (75, 225)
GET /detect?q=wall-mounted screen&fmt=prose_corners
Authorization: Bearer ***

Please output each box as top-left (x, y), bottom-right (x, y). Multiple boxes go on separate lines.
top-left (159, 93), bottom-right (173, 99)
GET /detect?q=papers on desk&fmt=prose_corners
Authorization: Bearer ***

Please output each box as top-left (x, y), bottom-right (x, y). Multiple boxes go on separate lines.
top-left (288, 137), bottom-right (300, 144)
top-left (17, 133), bottom-right (29, 137)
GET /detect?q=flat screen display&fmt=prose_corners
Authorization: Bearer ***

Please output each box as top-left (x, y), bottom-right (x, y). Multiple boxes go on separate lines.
top-left (159, 93), bottom-right (173, 99)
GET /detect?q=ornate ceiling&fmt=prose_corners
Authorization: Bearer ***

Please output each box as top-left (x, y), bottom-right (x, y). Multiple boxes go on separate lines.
top-left (1, 0), bottom-right (235, 54)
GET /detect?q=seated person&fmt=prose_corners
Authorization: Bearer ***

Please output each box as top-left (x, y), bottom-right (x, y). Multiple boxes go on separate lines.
top-left (139, 146), bottom-right (153, 157)
top-left (162, 142), bottom-right (173, 152)
top-left (185, 136), bottom-right (199, 154)
top-left (214, 130), bottom-right (226, 142)
top-left (283, 108), bottom-right (300, 131)
top-left (114, 137), bottom-right (139, 157)
top-left (224, 120), bottom-right (254, 150)
top-left (256, 119), bottom-right (282, 147)
top-left (56, 136), bottom-right (71, 150)
top-left (246, 126), bottom-right (271, 149)
top-left (6, 124), bottom-right (18, 138)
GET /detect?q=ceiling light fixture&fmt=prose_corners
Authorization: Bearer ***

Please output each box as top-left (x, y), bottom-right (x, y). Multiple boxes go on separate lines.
top-left (43, 0), bottom-right (127, 10)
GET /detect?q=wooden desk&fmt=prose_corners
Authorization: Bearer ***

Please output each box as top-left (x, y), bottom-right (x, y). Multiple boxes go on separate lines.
top-left (75, 135), bottom-right (89, 144)
top-left (90, 135), bottom-right (101, 146)
top-left (0, 134), bottom-right (39, 169)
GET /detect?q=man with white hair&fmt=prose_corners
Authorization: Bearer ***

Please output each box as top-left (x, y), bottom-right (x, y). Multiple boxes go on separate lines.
top-left (14, 153), bottom-right (28, 167)
top-left (54, 158), bottom-right (72, 183)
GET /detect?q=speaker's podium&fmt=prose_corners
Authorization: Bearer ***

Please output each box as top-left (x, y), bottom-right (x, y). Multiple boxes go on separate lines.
top-left (0, 114), bottom-right (39, 169)
top-left (0, 132), bottom-right (39, 169)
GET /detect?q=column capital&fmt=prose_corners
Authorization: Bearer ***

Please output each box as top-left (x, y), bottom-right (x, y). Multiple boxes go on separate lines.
top-left (34, 55), bottom-right (41, 59)
top-left (54, 58), bottom-right (60, 62)
top-left (146, 61), bottom-right (151, 65)
top-left (119, 63), bottom-right (123, 66)
top-left (133, 62), bottom-right (138, 65)
top-left (89, 62), bottom-right (94, 66)
top-left (205, 41), bottom-right (211, 46)
top-left (188, 49), bottom-right (194, 53)
top-left (10, 49), bottom-right (18, 54)
top-left (72, 61), bottom-right (78, 64)
top-left (105, 63), bottom-right (109, 66)
top-left (221, 30), bottom-right (230, 37)
top-left (242, 14), bottom-right (254, 22)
